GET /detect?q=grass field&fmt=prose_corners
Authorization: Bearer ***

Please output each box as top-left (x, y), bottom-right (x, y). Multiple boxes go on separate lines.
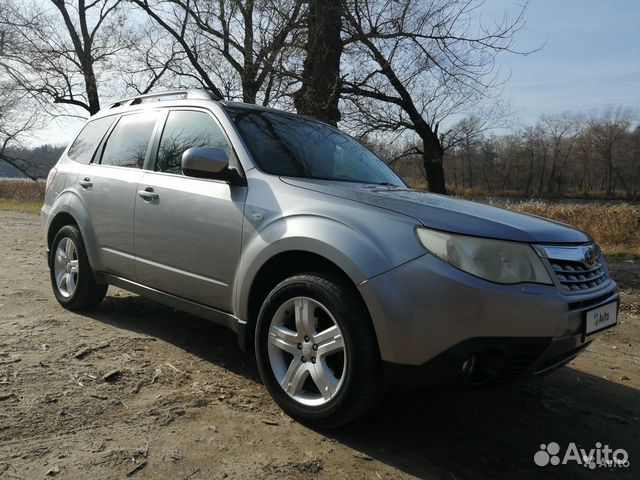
top-left (0, 198), bottom-right (43, 213)
top-left (0, 178), bottom-right (44, 201)
top-left (0, 178), bottom-right (638, 254)
top-left (0, 179), bottom-right (45, 214)
top-left (488, 199), bottom-right (640, 255)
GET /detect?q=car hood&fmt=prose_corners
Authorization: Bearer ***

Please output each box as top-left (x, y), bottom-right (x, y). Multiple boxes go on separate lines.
top-left (281, 178), bottom-right (591, 244)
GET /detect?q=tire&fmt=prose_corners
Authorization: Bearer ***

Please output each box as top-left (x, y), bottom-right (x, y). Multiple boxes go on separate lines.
top-left (255, 272), bottom-right (385, 428)
top-left (49, 225), bottom-right (108, 311)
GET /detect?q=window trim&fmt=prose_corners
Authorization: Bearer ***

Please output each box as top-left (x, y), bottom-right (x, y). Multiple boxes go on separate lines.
top-left (148, 107), bottom-right (244, 180)
top-left (93, 110), bottom-right (163, 170)
top-left (66, 114), bottom-right (117, 165)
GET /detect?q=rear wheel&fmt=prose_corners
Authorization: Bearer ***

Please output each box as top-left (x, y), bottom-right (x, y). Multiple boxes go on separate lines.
top-left (49, 225), bottom-right (107, 310)
top-left (255, 272), bottom-right (385, 427)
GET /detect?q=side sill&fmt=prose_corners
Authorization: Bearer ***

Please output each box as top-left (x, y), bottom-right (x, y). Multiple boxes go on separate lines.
top-left (94, 272), bottom-right (247, 338)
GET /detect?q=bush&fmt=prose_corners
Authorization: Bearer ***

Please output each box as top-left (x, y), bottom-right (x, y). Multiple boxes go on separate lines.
top-left (491, 199), bottom-right (640, 249)
top-left (0, 179), bottom-right (45, 202)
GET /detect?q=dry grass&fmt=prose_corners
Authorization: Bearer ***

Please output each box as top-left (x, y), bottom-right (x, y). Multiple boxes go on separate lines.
top-left (489, 199), bottom-right (640, 252)
top-left (1, 179), bottom-right (637, 253)
top-left (447, 186), bottom-right (637, 200)
top-left (0, 179), bottom-right (45, 202)
top-left (0, 199), bottom-right (42, 213)
top-left (0, 179), bottom-right (45, 213)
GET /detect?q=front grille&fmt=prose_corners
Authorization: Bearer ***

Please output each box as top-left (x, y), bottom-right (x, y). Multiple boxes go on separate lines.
top-left (568, 290), bottom-right (616, 311)
top-left (548, 255), bottom-right (609, 293)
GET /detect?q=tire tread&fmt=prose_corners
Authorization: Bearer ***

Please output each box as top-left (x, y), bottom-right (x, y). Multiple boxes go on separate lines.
top-left (50, 225), bottom-right (107, 311)
top-left (256, 271), bottom-right (385, 427)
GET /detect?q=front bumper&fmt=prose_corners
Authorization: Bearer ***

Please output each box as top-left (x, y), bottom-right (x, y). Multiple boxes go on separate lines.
top-left (382, 332), bottom-right (601, 390)
top-left (358, 252), bottom-right (618, 384)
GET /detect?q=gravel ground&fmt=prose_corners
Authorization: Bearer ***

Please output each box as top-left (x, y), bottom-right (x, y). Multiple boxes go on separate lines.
top-left (0, 210), bottom-right (638, 479)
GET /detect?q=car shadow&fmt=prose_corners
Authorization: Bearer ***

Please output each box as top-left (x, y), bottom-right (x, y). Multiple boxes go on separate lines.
top-left (86, 293), bottom-right (639, 480)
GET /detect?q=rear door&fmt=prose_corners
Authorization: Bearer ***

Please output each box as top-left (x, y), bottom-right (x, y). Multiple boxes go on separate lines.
top-left (74, 110), bottom-right (162, 279)
top-left (133, 108), bottom-right (247, 311)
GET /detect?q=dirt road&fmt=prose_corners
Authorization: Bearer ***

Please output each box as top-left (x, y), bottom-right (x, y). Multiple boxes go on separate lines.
top-left (0, 210), bottom-right (638, 479)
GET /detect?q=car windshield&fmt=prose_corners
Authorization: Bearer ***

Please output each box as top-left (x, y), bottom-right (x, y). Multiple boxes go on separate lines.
top-left (227, 107), bottom-right (405, 186)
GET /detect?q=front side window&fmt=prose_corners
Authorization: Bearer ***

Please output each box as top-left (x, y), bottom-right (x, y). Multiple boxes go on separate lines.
top-left (100, 112), bottom-right (160, 168)
top-left (67, 116), bottom-right (115, 164)
top-left (228, 108), bottom-right (405, 186)
top-left (156, 110), bottom-right (232, 174)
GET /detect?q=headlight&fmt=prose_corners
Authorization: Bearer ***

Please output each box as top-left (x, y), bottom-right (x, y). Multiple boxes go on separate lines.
top-left (416, 227), bottom-right (552, 285)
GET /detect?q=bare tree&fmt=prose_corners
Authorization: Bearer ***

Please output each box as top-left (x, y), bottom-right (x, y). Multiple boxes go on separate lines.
top-left (0, 0), bottom-right (134, 115)
top-left (588, 107), bottom-right (634, 196)
top-left (430, 107), bottom-right (639, 199)
top-left (576, 125), bottom-right (595, 196)
top-left (628, 126), bottom-right (640, 198)
top-left (340, 0), bottom-right (530, 194)
top-left (109, 14), bottom-right (184, 95)
top-left (130, 0), bottom-right (304, 105)
top-left (0, 82), bottom-right (41, 180)
top-left (541, 113), bottom-right (580, 194)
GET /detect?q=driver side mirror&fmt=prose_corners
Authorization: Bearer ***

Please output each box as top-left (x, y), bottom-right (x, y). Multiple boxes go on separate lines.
top-left (181, 147), bottom-right (230, 179)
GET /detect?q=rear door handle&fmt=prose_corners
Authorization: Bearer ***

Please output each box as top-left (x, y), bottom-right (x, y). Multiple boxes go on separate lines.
top-left (79, 177), bottom-right (92, 188)
top-left (138, 187), bottom-right (159, 201)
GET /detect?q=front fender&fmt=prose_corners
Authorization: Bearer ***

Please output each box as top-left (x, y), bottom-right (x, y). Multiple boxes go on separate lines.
top-left (234, 213), bottom-right (423, 321)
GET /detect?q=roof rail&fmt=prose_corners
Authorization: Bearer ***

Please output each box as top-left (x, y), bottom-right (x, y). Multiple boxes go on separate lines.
top-left (107, 89), bottom-right (219, 110)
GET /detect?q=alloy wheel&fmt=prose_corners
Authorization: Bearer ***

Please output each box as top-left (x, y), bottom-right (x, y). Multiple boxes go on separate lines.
top-left (53, 237), bottom-right (79, 298)
top-left (267, 296), bottom-right (346, 406)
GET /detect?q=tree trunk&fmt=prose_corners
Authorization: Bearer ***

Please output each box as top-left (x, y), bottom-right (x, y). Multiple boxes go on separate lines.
top-left (83, 61), bottom-right (100, 115)
top-left (0, 155), bottom-right (39, 181)
top-left (606, 144), bottom-right (614, 196)
top-left (418, 127), bottom-right (447, 194)
top-left (525, 150), bottom-right (534, 195)
top-left (241, 73), bottom-right (258, 104)
top-left (293, 0), bottom-right (342, 126)
top-left (421, 152), bottom-right (447, 194)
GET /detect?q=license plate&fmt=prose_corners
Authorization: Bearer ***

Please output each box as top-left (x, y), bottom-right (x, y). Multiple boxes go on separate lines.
top-left (585, 301), bottom-right (618, 335)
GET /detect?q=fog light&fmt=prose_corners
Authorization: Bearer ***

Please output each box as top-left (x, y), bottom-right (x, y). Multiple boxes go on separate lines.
top-left (462, 355), bottom-right (476, 377)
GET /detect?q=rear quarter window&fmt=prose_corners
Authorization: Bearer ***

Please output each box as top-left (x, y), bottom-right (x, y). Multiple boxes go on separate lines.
top-left (67, 116), bottom-right (115, 164)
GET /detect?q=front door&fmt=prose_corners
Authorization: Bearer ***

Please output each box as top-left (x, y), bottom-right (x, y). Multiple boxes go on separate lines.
top-left (134, 109), bottom-right (246, 311)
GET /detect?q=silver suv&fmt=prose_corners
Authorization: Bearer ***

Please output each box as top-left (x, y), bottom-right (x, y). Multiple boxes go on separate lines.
top-left (42, 89), bottom-right (619, 426)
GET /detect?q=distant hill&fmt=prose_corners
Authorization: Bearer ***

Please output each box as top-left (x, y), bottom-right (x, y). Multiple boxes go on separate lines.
top-left (0, 145), bottom-right (65, 179)
top-left (0, 160), bottom-right (25, 178)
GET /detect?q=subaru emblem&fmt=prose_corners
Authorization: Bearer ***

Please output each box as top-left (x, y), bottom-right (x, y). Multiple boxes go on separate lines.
top-left (584, 247), bottom-right (595, 266)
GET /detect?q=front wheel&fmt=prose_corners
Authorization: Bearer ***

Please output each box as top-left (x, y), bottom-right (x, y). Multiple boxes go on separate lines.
top-left (255, 272), bottom-right (385, 427)
top-left (49, 225), bottom-right (108, 310)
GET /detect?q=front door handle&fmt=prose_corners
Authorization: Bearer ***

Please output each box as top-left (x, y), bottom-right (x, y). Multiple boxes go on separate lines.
top-left (79, 177), bottom-right (92, 188)
top-left (138, 187), bottom-right (159, 201)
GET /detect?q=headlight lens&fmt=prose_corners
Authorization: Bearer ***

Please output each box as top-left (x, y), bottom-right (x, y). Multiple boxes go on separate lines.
top-left (416, 228), bottom-right (552, 285)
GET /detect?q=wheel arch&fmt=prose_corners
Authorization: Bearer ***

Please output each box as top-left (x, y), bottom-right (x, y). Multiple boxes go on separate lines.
top-left (47, 211), bottom-right (78, 251)
top-left (237, 248), bottom-right (377, 352)
top-left (47, 193), bottom-right (100, 271)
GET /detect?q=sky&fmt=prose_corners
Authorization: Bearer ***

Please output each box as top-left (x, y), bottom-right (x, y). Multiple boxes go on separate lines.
top-left (483, 0), bottom-right (640, 124)
top-left (36, 0), bottom-right (640, 145)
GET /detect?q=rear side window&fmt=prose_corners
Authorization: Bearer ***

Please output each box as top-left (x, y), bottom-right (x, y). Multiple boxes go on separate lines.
top-left (67, 116), bottom-right (115, 164)
top-left (156, 110), bottom-right (232, 174)
top-left (100, 112), bottom-right (160, 169)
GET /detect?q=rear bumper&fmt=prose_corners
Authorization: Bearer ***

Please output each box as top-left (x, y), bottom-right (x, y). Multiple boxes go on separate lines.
top-left (41, 205), bottom-right (51, 265)
top-left (358, 252), bottom-right (619, 373)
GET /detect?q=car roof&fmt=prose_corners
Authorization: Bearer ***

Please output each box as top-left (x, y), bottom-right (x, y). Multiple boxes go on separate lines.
top-left (90, 90), bottom-right (335, 131)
